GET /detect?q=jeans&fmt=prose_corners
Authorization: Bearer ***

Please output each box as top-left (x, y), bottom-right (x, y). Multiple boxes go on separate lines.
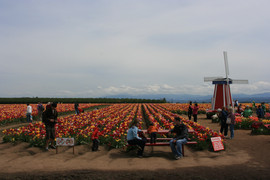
top-left (230, 124), bottom-right (234, 139)
top-left (188, 112), bottom-right (192, 120)
top-left (220, 122), bottom-right (228, 136)
top-left (193, 114), bottom-right (197, 122)
top-left (26, 113), bottom-right (32, 122)
top-left (170, 138), bottom-right (187, 157)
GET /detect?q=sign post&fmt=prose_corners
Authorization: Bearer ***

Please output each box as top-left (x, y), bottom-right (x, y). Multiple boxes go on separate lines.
top-left (56, 138), bottom-right (75, 154)
top-left (211, 136), bottom-right (224, 151)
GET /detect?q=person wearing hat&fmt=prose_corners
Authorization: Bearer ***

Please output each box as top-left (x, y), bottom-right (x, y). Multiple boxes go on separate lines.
top-left (43, 102), bottom-right (58, 151)
top-left (218, 107), bottom-right (228, 137)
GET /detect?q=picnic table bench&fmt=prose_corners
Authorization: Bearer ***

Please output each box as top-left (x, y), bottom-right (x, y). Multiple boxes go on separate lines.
top-left (126, 129), bottom-right (197, 156)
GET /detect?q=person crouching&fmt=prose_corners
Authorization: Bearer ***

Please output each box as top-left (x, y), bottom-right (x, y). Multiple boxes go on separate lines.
top-left (91, 124), bottom-right (101, 151)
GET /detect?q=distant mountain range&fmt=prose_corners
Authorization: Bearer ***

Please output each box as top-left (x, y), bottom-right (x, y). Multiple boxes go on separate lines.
top-left (104, 92), bottom-right (270, 103)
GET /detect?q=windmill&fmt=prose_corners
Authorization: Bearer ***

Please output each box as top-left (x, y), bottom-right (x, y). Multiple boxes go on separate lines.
top-left (204, 51), bottom-right (248, 110)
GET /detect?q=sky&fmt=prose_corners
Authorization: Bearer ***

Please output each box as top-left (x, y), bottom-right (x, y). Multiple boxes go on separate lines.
top-left (0, 0), bottom-right (270, 98)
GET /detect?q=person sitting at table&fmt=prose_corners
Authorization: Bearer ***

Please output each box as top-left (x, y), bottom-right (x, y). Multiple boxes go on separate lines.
top-left (168, 117), bottom-right (188, 160)
top-left (147, 122), bottom-right (158, 143)
top-left (127, 120), bottom-right (147, 158)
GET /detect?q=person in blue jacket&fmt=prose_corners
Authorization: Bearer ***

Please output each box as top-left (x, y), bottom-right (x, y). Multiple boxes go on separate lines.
top-left (127, 120), bottom-right (146, 158)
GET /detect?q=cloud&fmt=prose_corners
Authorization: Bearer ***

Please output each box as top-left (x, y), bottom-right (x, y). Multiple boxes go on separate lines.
top-left (0, 0), bottom-right (270, 97)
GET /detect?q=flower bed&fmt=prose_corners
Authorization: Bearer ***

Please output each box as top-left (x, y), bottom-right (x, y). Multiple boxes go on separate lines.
top-left (235, 116), bottom-right (259, 129)
top-left (0, 103), bottom-right (103, 125)
top-left (2, 103), bottom-right (224, 151)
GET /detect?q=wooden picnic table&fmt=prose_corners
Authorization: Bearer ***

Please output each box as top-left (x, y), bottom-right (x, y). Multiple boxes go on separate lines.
top-left (141, 129), bottom-right (194, 134)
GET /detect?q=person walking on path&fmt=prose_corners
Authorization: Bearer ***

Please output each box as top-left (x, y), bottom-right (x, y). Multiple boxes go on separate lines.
top-left (187, 101), bottom-right (193, 120)
top-left (227, 107), bottom-right (235, 139)
top-left (168, 117), bottom-right (188, 160)
top-left (26, 103), bottom-right (32, 123)
top-left (127, 120), bottom-right (147, 158)
top-left (218, 107), bottom-right (228, 137)
top-left (43, 102), bottom-right (58, 151)
top-left (192, 103), bottom-right (199, 122)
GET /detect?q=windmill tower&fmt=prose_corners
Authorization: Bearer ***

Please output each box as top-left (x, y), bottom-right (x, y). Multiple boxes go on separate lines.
top-left (204, 51), bottom-right (248, 110)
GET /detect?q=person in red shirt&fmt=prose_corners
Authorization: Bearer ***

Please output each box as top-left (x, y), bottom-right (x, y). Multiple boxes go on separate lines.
top-left (147, 122), bottom-right (158, 143)
top-left (192, 103), bottom-right (199, 122)
top-left (91, 124), bottom-right (101, 151)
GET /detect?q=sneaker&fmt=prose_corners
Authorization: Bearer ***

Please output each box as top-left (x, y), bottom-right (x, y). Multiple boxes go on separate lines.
top-left (136, 145), bottom-right (142, 151)
top-left (137, 155), bottom-right (143, 158)
top-left (45, 147), bottom-right (49, 151)
top-left (175, 155), bottom-right (182, 160)
top-left (50, 145), bottom-right (56, 149)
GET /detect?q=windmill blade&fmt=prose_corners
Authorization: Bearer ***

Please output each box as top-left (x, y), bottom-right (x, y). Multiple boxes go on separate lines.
top-left (223, 51), bottom-right (229, 78)
top-left (231, 79), bottom-right (249, 84)
top-left (204, 77), bottom-right (223, 82)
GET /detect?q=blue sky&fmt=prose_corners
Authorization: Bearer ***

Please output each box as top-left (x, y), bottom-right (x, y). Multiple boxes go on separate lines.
top-left (0, 0), bottom-right (270, 97)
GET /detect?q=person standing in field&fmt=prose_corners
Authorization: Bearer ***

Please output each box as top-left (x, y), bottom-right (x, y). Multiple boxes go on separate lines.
top-left (234, 100), bottom-right (239, 107)
top-left (26, 103), bottom-right (32, 123)
top-left (91, 124), bottom-right (101, 151)
top-left (43, 102), bottom-right (58, 151)
top-left (242, 105), bottom-right (253, 118)
top-left (187, 101), bottom-right (193, 120)
top-left (192, 103), bottom-right (199, 122)
top-left (37, 102), bottom-right (44, 121)
top-left (168, 117), bottom-right (188, 160)
top-left (218, 107), bottom-right (228, 137)
top-left (227, 107), bottom-right (235, 139)
top-left (74, 103), bottom-right (79, 115)
top-left (256, 105), bottom-right (264, 119)
top-left (261, 102), bottom-right (266, 115)
top-left (237, 104), bottom-right (244, 114)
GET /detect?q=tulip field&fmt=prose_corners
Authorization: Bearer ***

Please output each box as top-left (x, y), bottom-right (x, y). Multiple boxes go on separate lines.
top-left (2, 103), bottom-right (270, 151)
top-left (2, 103), bottom-right (224, 150)
top-left (0, 103), bottom-right (104, 125)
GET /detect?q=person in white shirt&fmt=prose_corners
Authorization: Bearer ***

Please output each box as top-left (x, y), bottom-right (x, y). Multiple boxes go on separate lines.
top-left (26, 103), bottom-right (32, 123)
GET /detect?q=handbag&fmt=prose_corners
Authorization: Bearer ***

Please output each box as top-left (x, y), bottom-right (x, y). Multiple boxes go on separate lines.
top-left (226, 118), bottom-right (231, 124)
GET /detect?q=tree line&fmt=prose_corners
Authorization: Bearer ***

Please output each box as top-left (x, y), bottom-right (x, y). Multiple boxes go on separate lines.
top-left (0, 97), bottom-right (167, 104)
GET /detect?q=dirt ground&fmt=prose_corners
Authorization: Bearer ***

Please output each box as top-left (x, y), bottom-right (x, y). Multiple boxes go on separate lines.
top-left (0, 114), bottom-right (270, 180)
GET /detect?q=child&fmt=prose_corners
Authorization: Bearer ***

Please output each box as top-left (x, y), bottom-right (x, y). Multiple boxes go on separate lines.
top-left (91, 124), bottom-right (101, 151)
top-left (147, 122), bottom-right (158, 143)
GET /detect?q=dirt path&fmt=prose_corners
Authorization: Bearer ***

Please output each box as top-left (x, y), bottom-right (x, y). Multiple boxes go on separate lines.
top-left (0, 115), bottom-right (269, 179)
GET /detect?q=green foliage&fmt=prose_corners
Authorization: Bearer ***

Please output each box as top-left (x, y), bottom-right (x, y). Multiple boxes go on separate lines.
top-left (235, 118), bottom-right (254, 129)
top-left (251, 126), bottom-right (270, 135)
top-left (0, 97), bottom-right (166, 104)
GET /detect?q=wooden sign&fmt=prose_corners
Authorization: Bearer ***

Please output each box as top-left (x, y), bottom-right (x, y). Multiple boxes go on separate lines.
top-left (210, 136), bottom-right (224, 151)
top-left (56, 138), bottom-right (75, 154)
top-left (56, 138), bottom-right (75, 146)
